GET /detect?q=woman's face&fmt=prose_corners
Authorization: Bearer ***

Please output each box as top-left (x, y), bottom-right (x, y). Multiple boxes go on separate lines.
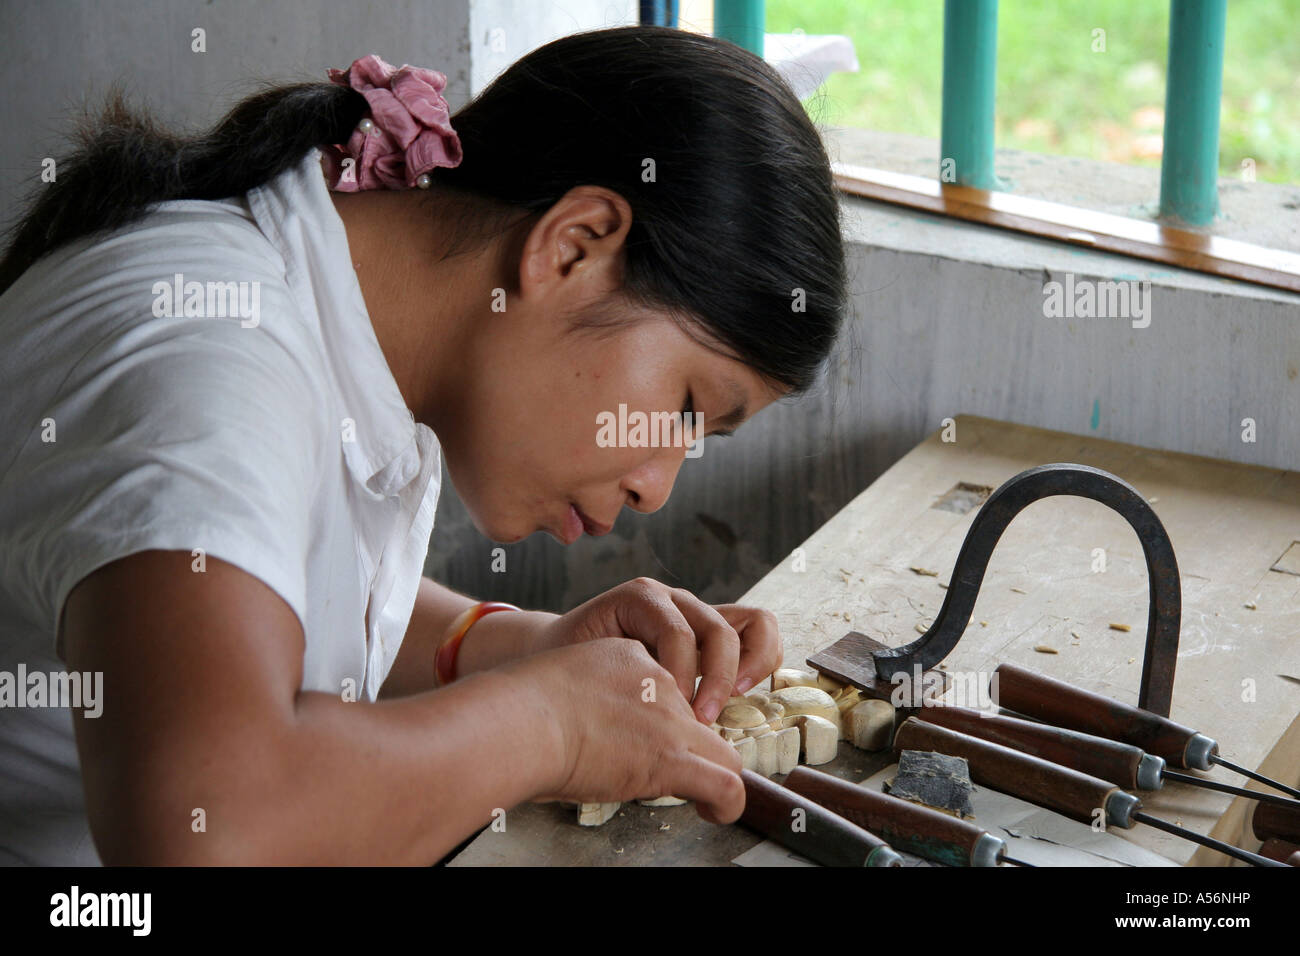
top-left (438, 303), bottom-right (784, 544)
top-left (336, 183), bottom-right (787, 544)
top-left (386, 183), bottom-right (788, 545)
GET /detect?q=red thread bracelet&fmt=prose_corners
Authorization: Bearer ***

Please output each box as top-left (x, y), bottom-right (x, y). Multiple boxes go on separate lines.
top-left (434, 601), bottom-right (520, 686)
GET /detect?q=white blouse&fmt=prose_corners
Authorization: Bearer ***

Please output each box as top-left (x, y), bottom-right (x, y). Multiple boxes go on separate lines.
top-left (0, 148), bottom-right (443, 864)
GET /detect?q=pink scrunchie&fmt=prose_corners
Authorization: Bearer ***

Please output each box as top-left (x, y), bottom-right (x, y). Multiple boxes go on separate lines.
top-left (322, 54), bottom-right (463, 191)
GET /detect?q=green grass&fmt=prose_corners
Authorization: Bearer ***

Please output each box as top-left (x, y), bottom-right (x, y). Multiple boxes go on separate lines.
top-left (767, 0), bottom-right (1300, 184)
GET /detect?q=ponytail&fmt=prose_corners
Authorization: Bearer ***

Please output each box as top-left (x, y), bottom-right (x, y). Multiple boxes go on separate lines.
top-left (0, 83), bottom-right (366, 294)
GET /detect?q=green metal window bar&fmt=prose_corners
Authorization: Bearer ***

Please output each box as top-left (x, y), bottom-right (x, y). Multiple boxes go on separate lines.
top-left (716, 0), bottom-right (1231, 228)
top-left (936, 0), bottom-right (1228, 227)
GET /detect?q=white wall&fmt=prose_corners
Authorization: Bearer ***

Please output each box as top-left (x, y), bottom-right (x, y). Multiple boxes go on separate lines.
top-left (0, 0), bottom-right (637, 219)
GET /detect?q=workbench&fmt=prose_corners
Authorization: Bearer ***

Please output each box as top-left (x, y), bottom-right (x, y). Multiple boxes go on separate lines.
top-left (449, 415), bottom-right (1300, 866)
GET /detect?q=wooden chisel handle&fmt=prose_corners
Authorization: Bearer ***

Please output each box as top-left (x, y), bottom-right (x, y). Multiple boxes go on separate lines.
top-left (740, 769), bottom-right (902, 867)
top-left (784, 765), bottom-right (1005, 867)
top-left (994, 662), bottom-right (1218, 769)
top-left (1252, 800), bottom-right (1300, 843)
top-left (918, 704), bottom-right (1164, 789)
top-left (894, 718), bottom-right (1140, 828)
top-left (1258, 838), bottom-right (1300, 866)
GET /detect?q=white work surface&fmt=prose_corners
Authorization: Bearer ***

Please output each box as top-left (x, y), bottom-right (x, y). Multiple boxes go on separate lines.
top-left (452, 415), bottom-right (1300, 866)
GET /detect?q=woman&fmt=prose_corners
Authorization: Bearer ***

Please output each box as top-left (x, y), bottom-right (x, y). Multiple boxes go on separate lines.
top-left (0, 26), bottom-right (846, 864)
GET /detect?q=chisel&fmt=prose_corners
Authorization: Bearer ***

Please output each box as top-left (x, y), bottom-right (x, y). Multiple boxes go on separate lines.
top-left (917, 703), bottom-right (1300, 809)
top-left (783, 765), bottom-right (1029, 866)
top-left (994, 662), bottom-right (1300, 799)
top-left (1258, 838), bottom-right (1300, 866)
top-left (739, 769), bottom-right (904, 867)
top-left (1252, 800), bottom-right (1300, 844)
top-left (894, 718), bottom-right (1287, 866)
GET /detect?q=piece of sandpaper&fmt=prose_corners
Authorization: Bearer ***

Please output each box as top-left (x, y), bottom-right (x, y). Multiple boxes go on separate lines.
top-left (885, 750), bottom-right (976, 818)
top-left (732, 765), bottom-right (1177, 867)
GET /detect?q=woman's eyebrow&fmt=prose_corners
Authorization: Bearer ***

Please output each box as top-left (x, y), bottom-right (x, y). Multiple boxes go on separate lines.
top-left (711, 406), bottom-right (745, 437)
top-left (710, 381), bottom-right (749, 437)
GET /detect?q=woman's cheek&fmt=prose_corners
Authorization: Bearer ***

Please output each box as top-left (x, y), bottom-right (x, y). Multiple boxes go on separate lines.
top-left (569, 424), bottom-right (604, 471)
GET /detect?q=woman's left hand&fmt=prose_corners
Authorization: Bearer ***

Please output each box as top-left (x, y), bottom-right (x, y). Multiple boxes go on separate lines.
top-left (538, 577), bottom-right (784, 725)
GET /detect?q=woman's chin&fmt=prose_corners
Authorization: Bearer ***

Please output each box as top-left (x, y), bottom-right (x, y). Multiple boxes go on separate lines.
top-left (464, 501), bottom-right (549, 544)
top-left (475, 515), bottom-right (531, 544)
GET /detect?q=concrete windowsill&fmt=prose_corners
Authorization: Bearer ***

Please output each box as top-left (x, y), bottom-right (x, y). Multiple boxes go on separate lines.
top-left (823, 127), bottom-right (1300, 307)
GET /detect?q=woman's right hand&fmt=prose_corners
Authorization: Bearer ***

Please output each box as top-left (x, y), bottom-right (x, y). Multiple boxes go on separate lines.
top-left (500, 637), bottom-right (745, 824)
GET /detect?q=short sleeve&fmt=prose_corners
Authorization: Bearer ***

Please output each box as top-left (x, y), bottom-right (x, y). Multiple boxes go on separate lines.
top-left (0, 259), bottom-right (329, 659)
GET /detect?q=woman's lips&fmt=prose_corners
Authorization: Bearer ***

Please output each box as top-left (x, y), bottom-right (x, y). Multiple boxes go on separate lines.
top-left (556, 503), bottom-right (612, 544)
top-left (561, 503), bottom-right (584, 545)
top-left (575, 505), bottom-right (612, 537)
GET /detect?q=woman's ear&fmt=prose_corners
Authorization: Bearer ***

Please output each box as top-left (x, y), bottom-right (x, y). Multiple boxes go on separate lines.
top-left (516, 186), bottom-right (632, 301)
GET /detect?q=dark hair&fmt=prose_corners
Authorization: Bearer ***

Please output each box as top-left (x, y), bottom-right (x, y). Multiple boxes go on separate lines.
top-left (0, 26), bottom-right (846, 393)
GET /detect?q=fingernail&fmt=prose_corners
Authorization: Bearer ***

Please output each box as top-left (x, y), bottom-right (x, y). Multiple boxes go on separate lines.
top-left (700, 698), bottom-right (721, 724)
top-left (734, 676), bottom-right (754, 694)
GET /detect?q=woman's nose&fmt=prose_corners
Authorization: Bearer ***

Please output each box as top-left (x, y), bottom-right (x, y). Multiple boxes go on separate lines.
top-left (620, 445), bottom-right (688, 515)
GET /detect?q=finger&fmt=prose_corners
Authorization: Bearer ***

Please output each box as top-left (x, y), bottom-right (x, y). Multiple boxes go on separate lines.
top-left (606, 638), bottom-right (697, 724)
top-left (665, 747), bottom-right (745, 825)
top-left (667, 590), bottom-right (741, 725)
top-left (715, 605), bottom-right (784, 693)
top-left (617, 583), bottom-right (698, 704)
top-left (691, 718), bottom-right (745, 775)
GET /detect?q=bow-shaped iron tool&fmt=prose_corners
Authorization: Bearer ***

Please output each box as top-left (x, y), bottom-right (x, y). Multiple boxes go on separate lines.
top-left (807, 462), bottom-right (1181, 714)
top-left (808, 461), bottom-right (1300, 803)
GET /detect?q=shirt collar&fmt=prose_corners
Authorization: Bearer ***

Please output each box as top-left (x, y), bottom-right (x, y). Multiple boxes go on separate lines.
top-left (247, 147), bottom-right (425, 498)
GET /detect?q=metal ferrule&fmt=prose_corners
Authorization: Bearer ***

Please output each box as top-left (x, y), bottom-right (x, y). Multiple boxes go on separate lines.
top-left (1184, 733), bottom-right (1217, 771)
top-left (1137, 753), bottom-right (1166, 790)
top-left (866, 845), bottom-right (904, 867)
top-left (1105, 790), bottom-right (1141, 828)
top-left (971, 832), bottom-right (1004, 867)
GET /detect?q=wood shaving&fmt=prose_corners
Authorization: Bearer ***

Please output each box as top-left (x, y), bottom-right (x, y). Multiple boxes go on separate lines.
top-left (1010, 587), bottom-right (1027, 594)
top-left (1109, 623), bottom-right (1132, 632)
top-left (910, 566), bottom-right (939, 577)
top-left (1034, 645), bottom-right (1059, 654)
